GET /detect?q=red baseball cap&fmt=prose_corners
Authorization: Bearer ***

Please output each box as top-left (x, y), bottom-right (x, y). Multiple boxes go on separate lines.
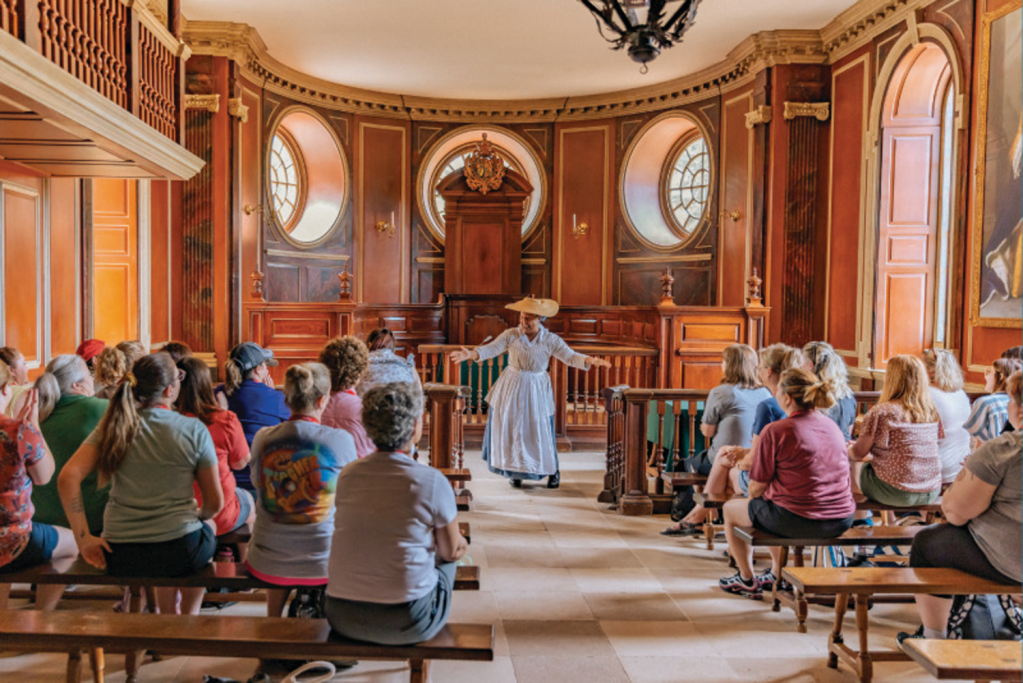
top-left (76, 339), bottom-right (106, 363)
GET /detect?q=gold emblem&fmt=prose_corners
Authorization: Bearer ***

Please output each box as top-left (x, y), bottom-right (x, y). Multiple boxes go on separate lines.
top-left (463, 133), bottom-right (505, 195)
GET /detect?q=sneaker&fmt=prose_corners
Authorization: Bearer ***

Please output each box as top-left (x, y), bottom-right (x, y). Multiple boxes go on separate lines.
top-left (718, 573), bottom-right (762, 599)
top-left (896, 625), bottom-right (924, 645)
top-left (845, 553), bottom-right (875, 568)
top-left (510, 479), bottom-right (523, 489)
top-left (755, 569), bottom-right (777, 591)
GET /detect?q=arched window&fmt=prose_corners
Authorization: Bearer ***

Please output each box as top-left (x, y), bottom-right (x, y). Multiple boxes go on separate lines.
top-left (269, 130), bottom-right (303, 232)
top-left (663, 134), bottom-right (710, 239)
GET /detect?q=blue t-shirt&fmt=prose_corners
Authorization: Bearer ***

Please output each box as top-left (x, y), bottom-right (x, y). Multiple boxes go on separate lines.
top-left (217, 379), bottom-right (290, 490)
top-left (752, 397), bottom-right (786, 436)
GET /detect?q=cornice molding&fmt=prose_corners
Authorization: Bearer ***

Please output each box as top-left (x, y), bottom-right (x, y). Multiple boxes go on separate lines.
top-left (820, 0), bottom-right (930, 62)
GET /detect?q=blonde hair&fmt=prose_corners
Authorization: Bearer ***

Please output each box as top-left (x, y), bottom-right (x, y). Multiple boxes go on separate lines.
top-left (283, 363), bottom-right (331, 414)
top-left (0, 360), bottom-right (11, 392)
top-left (990, 358), bottom-right (1022, 394)
top-left (777, 367), bottom-right (837, 412)
top-left (319, 336), bottom-right (370, 392)
top-left (94, 347), bottom-right (128, 387)
top-left (32, 373), bottom-right (60, 422)
top-left (224, 358), bottom-right (246, 396)
top-left (1007, 370), bottom-right (1022, 406)
top-left (880, 355), bottom-right (939, 423)
top-left (115, 340), bottom-right (147, 370)
top-left (760, 344), bottom-right (805, 376)
top-left (96, 353), bottom-right (177, 485)
top-left (809, 347), bottom-right (854, 400)
top-left (721, 344), bottom-right (760, 389)
top-left (922, 349), bottom-right (964, 393)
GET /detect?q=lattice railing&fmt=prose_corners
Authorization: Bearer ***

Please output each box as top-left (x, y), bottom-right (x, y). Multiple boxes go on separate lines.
top-left (138, 22), bottom-right (178, 139)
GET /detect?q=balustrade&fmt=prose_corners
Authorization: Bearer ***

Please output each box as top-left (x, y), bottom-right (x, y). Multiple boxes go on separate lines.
top-left (1, 0), bottom-right (19, 37)
top-left (137, 22), bottom-right (178, 139)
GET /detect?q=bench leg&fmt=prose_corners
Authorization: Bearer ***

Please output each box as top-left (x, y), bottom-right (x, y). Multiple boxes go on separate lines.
top-left (704, 508), bottom-right (715, 551)
top-left (65, 649), bottom-right (83, 683)
top-left (771, 546), bottom-right (789, 613)
top-left (409, 658), bottom-right (431, 683)
top-left (89, 648), bottom-right (105, 683)
top-left (854, 594), bottom-right (872, 683)
top-left (827, 591), bottom-right (849, 669)
top-left (125, 586), bottom-right (145, 682)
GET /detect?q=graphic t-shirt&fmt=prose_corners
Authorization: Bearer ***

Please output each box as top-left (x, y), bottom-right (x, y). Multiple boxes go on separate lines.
top-left (0, 418), bottom-right (46, 568)
top-left (246, 419), bottom-right (357, 581)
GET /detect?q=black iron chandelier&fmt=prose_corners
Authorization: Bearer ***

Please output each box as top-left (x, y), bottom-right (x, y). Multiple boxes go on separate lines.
top-left (578, 0), bottom-right (702, 72)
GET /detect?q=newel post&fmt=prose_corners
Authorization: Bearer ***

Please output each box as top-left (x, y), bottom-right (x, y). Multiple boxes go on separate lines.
top-left (743, 268), bottom-right (768, 350)
top-left (619, 389), bottom-right (653, 515)
top-left (424, 383), bottom-right (457, 470)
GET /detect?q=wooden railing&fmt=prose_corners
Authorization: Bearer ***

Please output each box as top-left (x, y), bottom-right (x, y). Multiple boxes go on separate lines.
top-left (422, 383), bottom-right (469, 472)
top-left (1, 0), bottom-right (19, 36)
top-left (137, 21), bottom-right (179, 140)
top-left (417, 344), bottom-right (659, 438)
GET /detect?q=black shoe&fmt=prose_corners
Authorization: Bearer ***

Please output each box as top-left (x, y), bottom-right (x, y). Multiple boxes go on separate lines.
top-left (546, 472), bottom-right (560, 489)
top-left (896, 625), bottom-right (924, 645)
top-left (510, 478), bottom-right (523, 488)
top-left (846, 553), bottom-right (875, 568)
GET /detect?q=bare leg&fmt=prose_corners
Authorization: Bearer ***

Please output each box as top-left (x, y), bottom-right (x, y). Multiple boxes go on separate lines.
top-left (266, 588), bottom-right (291, 618)
top-left (769, 546), bottom-right (784, 577)
top-left (680, 502), bottom-right (706, 526)
top-left (35, 527), bottom-right (77, 611)
top-left (727, 467), bottom-right (743, 495)
top-left (849, 462), bottom-right (867, 501)
top-left (723, 498), bottom-right (755, 580)
top-left (154, 588), bottom-right (183, 615)
top-left (235, 503), bottom-right (256, 564)
top-left (177, 587), bottom-right (207, 616)
top-left (914, 594), bottom-right (953, 635)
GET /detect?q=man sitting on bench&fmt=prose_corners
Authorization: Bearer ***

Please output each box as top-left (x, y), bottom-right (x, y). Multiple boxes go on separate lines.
top-left (720, 368), bottom-right (856, 599)
top-left (899, 370), bottom-right (1023, 643)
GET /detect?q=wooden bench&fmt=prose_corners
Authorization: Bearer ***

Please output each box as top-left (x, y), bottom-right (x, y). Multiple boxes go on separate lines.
top-left (456, 494), bottom-right (470, 512)
top-left (659, 470), bottom-right (707, 488)
top-left (900, 638), bottom-right (1022, 682)
top-left (782, 567), bottom-right (1018, 683)
top-left (0, 609), bottom-right (494, 683)
top-left (219, 521), bottom-right (472, 547)
top-left (736, 525), bottom-right (923, 632)
top-left (439, 468), bottom-right (472, 484)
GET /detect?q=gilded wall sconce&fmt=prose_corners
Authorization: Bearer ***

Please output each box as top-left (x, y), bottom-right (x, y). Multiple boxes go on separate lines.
top-left (376, 211), bottom-right (397, 238)
top-left (571, 213), bottom-right (589, 239)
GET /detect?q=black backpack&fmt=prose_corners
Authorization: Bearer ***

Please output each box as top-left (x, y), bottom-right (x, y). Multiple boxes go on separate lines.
top-left (947, 594), bottom-right (1023, 641)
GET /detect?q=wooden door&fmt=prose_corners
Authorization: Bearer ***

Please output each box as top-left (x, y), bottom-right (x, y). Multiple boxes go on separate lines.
top-left (92, 179), bottom-right (138, 344)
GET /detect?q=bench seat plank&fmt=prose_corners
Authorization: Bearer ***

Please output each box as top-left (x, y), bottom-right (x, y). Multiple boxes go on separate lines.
top-left (0, 610), bottom-right (495, 663)
top-left (901, 639), bottom-right (1023, 681)
top-left (783, 567), bottom-right (1016, 595)
top-left (439, 468), bottom-right (472, 483)
top-left (456, 495), bottom-right (470, 512)
top-left (659, 471), bottom-right (707, 487)
top-left (735, 525), bottom-right (921, 548)
top-left (695, 492), bottom-right (942, 513)
top-left (220, 522), bottom-right (471, 547)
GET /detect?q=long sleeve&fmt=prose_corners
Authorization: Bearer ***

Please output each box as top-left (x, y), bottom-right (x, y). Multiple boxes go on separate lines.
top-left (475, 329), bottom-right (514, 362)
top-left (548, 333), bottom-right (589, 371)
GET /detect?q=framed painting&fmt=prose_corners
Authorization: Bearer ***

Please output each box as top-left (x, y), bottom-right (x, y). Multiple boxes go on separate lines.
top-left (971, 0), bottom-right (1023, 327)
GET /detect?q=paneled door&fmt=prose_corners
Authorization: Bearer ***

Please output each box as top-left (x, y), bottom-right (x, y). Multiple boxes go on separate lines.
top-left (92, 179), bottom-right (138, 344)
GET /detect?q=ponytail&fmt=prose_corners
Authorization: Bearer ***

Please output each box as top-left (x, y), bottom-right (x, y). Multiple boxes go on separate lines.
top-left (95, 353), bottom-right (176, 485)
top-left (224, 358), bottom-right (244, 396)
top-left (778, 368), bottom-right (836, 412)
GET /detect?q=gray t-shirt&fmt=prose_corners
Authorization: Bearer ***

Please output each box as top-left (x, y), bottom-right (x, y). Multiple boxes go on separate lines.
top-left (246, 420), bottom-right (357, 581)
top-left (702, 384), bottom-right (772, 461)
top-left (85, 407), bottom-right (218, 543)
top-left (966, 431), bottom-right (1022, 582)
top-left (327, 451), bottom-right (458, 603)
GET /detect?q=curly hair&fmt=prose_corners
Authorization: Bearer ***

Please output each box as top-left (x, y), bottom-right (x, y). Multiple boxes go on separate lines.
top-left (116, 340), bottom-right (147, 370)
top-left (319, 336), bottom-right (370, 392)
top-left (362, 382), bottom-right (423, 451)
top-left (94, 347), bottom-right (128, 387)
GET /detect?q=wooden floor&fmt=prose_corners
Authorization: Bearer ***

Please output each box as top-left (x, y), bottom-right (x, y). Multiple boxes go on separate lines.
top-left (0, 453), bottom-right (946, 682)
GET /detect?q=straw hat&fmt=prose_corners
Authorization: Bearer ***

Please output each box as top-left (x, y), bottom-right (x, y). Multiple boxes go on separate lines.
top-left (506, 296), bottom-right (559, 318)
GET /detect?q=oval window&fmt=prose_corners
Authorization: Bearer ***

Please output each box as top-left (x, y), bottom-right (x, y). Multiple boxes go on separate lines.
top-left (663, 134), bottom-right (710, 239)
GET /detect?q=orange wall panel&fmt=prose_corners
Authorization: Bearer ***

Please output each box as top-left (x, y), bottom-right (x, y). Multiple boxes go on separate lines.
top-left (92, 179), bottom-right (138, 345)
top-left (49, 178), bottom-right (79, 356)
top-left (150, 180), bottom-right (171, 344)
top-left (3, 183), bottom-right (41, 367)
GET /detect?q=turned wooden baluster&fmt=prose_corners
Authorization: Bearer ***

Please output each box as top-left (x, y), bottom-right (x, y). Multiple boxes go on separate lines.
top-left (671, 400), bottom-right (683, 472)
top-left (583, 362), bottom-right (592, 425)
top-left (687, 399), bottom-right (698, 460)
top-left (474, 358), bottom-right (487, 426)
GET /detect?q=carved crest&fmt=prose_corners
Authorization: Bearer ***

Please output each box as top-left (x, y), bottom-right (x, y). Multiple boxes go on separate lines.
top-left (463, 133), bottom-right (505, 195)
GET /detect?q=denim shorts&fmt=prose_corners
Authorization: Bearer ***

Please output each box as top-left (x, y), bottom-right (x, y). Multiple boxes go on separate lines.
top-left (227, 488), bottom-right (254, 533)
top-left (0, 522), bottom-right (59, 574)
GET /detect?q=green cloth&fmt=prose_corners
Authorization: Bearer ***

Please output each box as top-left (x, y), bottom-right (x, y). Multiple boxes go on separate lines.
top-left (646, 400), bottom-right (706, 472)
top-left (33, 394), bottom-right (109, 534)
top-left (859, 462), bottom-right (940, 507)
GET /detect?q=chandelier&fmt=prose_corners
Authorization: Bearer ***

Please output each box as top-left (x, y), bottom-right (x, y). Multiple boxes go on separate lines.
top-left (578, 0), bottom-right (702, 72)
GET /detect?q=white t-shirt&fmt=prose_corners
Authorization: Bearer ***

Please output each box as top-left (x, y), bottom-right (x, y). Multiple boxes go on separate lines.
top-left (928, 386), bottom-right (972, 483)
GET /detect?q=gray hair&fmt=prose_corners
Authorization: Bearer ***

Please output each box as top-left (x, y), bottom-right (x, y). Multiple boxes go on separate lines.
top-left (362, 382), bottom-right (424, 452)
top-left (45, 354), bottom-right (90, 395)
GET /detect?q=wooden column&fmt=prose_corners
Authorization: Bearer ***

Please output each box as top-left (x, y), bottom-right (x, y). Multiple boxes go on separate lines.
top-left (426, 383), bottom-right (458, 470)
top-left (619, 390), bottom-right (653, 515)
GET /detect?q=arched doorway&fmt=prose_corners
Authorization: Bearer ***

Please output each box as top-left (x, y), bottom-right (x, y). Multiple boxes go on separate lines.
top-left (873, 42), bottom-right (954, 366)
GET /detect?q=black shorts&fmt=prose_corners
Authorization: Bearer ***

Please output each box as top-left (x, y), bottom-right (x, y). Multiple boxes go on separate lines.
top-left (104, 523), bottom-right (216, 578)
top-left (748, 497), bottom-right (854, 539)
top-left (910, 523), bottom-right (1017, 586)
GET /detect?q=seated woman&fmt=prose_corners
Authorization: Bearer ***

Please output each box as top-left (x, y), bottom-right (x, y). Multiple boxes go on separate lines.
top-left (75, 338), bottom-right (106, 375)
top-left (218, 342), bottom-right (290, 491)
top-left (719, 368), bottom-right (856, 599)
top-left (0, 347), bottom-right (32, 418)
top-left (326, 382), bottom-right (467, 645)
top-left (922, 349), bottom-right (971, 484)
top-left (804, 344), bottom-right (857, 439)
top-left (357, 328), bottom-right (422, 396)
top-left (159, 341), bottom-right (193, 364)
top-left (963, 358), bottom-right (1022, 448)
top-left (319, 336), bottom-right (375, 458)
top-left (93, 346), bottom-right (129, 400)
top-left (176, 357), bottom-right (254, 550)
top-left (57, 353), bottom-right (223, 615)
top-left (900, 370), bottom-right (1022, 642)
top-left (0, 367), bottom-right (77, 611)
top-left (848, 355), bottom-right (943, 507)
top-left (664, 344), bottom-right (802, 535)
top-left (246, 363), bottom-right (357, 618)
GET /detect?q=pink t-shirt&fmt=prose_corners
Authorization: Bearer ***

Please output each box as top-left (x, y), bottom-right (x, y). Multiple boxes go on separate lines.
top-left (860, 402), bottom-right (943, 493)
top-left (750, 410), bottom-right (856, 520)
top-left (322, 391), bottom-right (375, 458)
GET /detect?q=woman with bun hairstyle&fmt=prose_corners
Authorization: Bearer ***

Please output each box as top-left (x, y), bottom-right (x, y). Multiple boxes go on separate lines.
top-left (804, 343), bottom-right (857, 439)
top-left (719, 368), bottom-right (856, 600)
top-left (57, 353), bottom-right (223, 615)
top-left (246, 362), bottom-right (358, 618)
top-left (319, 336), bottom-right (374, 458)
top-left (93, 347), bottom-right (129, 400)
top-left (848, 355), bottom-right (943, 507)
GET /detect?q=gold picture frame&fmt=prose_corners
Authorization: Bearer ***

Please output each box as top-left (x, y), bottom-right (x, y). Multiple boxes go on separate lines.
top-left (970, 0), bottom-right (1023, 328)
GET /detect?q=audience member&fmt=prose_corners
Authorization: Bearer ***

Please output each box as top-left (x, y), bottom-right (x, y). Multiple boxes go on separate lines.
top-left (116, 340), bottom-right (147, 370)
top-left (900, 370), bottom-right (1022, 643)
top-left (218, 342), bottom-right (289, 490)
top-left (805, 344), bottom-right (857, 439)
top-left (719, 368), bottom-right (855, 599)
top-left (0, 347), bottom-right (31, 418)
top-left (922, 349), bottom-right (971, 484)
top-left (963, 358), bottom-right (1021, 447)
top-left (93, 347), bottom-right (128, 400)
top-left (326, 382), bottom-right (466, 645)
top-left (1001, 346), bottom-right (1023, 361)
top-left (0, 363), bottom-right (77, 611)
top-left (58, 353), bottom-right (222, 615)
top-left (176, 357), bottom-right (253, 546)
top-left (159, 341), bottom-right (194, 364)
top-left (358, 328), bottom-right (422, 396)
top-left (75, 339), bottom-right (105, 374)
top-left (319, 336), bottom-right (374, 458)
top-left (848, 355), bottom-right (943, 506)
top-left (246, 363), bottom-right (357, 618)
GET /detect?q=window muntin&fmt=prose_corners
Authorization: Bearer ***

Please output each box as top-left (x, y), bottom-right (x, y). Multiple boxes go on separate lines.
top-left (663, 134), bottom-right (710, 239)
top-left (269, 131), bottom-right (303, 232)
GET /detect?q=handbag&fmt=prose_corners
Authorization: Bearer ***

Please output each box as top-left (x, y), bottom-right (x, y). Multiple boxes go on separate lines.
top-left (669, 449), bottom-right (710, 521)
top-left (947, 594), bottom-right (1023, 641)
top-left (287, 587), bottom-right (327, 620)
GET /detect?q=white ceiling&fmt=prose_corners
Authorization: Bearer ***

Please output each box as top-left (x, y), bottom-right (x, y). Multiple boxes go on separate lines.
top-left (182, 0), bottom-right (858, 100)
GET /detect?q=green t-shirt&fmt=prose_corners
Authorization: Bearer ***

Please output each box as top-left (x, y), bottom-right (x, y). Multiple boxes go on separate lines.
top-left (34, 394), bottom-right (109, 534)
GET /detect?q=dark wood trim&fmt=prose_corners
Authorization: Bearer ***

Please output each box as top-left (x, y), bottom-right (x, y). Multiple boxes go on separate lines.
top-left (79, 179), bottom-right (94, 340)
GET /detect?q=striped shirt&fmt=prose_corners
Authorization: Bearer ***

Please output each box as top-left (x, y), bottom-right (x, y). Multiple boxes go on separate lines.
top-left (963, 393), bottom-right (1010, 444)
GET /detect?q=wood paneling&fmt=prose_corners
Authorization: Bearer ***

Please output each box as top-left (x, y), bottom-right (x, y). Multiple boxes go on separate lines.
top-left (149, 179), bottom-right (170, 343)
top-left (2, 181), bottom-right (41, 367)
top-left (358, 119), bottom-right (409, 304)
top-left (49, 177), bottom-right (79, 355)
top-left (91, 178), bottom-right (138, 344)
top-left (719, 90), bottom-right (753, 306)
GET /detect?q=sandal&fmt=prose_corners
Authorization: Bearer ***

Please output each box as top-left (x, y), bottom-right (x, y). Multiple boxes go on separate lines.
top-left (660, 524), bottom-right (685, 536)
top-left (677, 521), bottom-right (704, 536)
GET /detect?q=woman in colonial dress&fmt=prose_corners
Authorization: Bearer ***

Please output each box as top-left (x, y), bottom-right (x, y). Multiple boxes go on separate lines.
top-left (450, 297), bottom-right (610, 489)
